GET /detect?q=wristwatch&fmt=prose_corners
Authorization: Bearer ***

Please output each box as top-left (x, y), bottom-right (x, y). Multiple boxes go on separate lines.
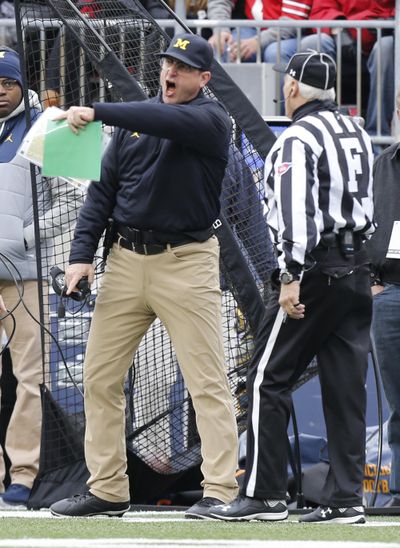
top-left (370, 271), bottom-right (382, 287)
top-left (279, 270), bottom-right (300, 284)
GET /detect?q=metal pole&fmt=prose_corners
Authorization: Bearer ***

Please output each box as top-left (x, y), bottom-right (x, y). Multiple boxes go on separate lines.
top-left (174, 0), bottom-right (186, 35)
top-left (356, 27), bottom-right (362, 118)
top-left (376, 29), bottom-right (382, 136)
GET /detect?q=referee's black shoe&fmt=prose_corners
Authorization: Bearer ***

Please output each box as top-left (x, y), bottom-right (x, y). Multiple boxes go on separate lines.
top-left (50, 492), bottom-right (130, 517)
top-left (298, 505), bottom-right (365, 524)
top-left (210, 495), bottom-right (288, 521)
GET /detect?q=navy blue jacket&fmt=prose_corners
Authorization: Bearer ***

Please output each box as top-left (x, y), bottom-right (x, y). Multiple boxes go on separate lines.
top-left (70, 92), bottom-right (231, 264)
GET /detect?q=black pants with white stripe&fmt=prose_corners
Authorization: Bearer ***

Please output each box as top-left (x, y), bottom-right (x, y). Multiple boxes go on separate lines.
top-left (242, 246), bottom-right (372, 506)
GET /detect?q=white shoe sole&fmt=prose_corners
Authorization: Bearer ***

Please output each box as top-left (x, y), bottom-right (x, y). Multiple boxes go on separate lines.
top-left (211, 510), bottom-right (288, 521)
top-left (184, 512), bottom-right (220, 520)
top-left (50, 508), bottom-right (129, 518)
top-left (299, 515), bottom-right (365, 524)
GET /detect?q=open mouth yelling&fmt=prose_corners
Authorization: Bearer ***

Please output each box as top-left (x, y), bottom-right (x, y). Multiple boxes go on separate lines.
top-left (165, 79), bottom-right (176, 98)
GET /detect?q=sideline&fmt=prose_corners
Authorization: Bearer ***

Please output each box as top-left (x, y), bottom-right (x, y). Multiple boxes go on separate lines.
top-left (1, 509), bottom-right (400, 525)
top-left (0, 540), bottom-right (399, 548)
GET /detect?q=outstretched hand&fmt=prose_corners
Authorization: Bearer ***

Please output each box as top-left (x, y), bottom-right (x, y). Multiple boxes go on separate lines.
top-left (54, 106), bottom-right (95, 134)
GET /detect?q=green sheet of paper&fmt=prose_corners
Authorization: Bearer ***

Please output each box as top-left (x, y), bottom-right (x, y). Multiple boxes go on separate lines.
top-left (42, 119), bottom-right (102, 181)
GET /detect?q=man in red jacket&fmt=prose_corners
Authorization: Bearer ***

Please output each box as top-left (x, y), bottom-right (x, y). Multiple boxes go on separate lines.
top-left (300, 0), bottom-right (395, 136)
top-left (303, 0), bottom-right (394, 55)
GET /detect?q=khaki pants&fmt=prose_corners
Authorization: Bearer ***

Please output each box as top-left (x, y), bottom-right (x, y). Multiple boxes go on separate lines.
top-left (0, 281), bottom-right (43, 491)
top-left (84, 237), bottom-right (239, 503)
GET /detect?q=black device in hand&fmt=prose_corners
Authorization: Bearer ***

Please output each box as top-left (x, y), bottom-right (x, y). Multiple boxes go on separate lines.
top-left (50, 266), bottom-right (91, 302)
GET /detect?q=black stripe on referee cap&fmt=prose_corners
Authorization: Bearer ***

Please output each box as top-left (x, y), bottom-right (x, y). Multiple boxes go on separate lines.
top-left (273, 50), bottom-right (336, 90)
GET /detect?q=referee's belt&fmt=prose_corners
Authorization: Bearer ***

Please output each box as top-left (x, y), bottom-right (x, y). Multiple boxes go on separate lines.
top-left (318, 230), bottom-right (364, 251)
top-left (114, 223), bottom-right (213, 255)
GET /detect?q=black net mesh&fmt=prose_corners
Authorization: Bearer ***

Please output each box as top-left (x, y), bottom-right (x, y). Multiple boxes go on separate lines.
top-left (16, 0), bottom-right (313, 485)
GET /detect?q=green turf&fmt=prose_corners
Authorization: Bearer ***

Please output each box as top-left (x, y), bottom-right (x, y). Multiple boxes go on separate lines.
top-left (0, 515), bottom-right (400, 543)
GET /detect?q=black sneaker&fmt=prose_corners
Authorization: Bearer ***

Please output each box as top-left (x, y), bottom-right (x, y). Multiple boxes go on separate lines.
top-left (210, 494), bottom-right (288, 521)
top-left (50, 492), bottom-right (130, 517)
top-left (185, 497), bottom-right (225, 520)
top-left (299, 505), bottom-right (365, 524)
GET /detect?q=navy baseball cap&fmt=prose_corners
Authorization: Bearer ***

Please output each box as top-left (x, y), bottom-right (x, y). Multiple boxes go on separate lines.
top-left (0, 49), bottom-right (23, 89)
top-left (158, 33), bottom-right (213, 71)
top-left (273, 51), bottom-right (336, 90)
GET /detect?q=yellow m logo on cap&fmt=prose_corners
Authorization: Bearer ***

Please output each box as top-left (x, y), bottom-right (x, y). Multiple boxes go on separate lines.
top-left (173, 38), bottom-right (190, 51)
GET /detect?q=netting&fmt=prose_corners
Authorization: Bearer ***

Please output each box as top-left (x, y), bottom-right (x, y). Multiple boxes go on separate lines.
top-left (15, 0), bottom-right (316, 495)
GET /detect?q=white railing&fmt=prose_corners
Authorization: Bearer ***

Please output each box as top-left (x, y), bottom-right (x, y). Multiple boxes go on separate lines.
top-left (5, 11), bottom-right (398, 144)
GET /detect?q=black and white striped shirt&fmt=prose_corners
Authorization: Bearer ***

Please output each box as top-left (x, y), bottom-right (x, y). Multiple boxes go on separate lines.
top-left (264, 102), bottom-right (375, 272)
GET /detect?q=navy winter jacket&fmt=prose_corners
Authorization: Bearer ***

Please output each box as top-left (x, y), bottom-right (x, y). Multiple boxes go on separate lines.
top-left (70, 92), bottom-right (231, 264)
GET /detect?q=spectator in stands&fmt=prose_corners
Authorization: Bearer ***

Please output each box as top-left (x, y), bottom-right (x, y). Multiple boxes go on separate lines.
top-left (0, 48), bottom-right (81, 507)
top-left (300, 0), bottom-right (395, 136)
top-left (367, 87), bottom-right (400, 507)
top-left (207, 0), bottom-right (312, 63)
top-left (48, 34), bottom-right (239, 520)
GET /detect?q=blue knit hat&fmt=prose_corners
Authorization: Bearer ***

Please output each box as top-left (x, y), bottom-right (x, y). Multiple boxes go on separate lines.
top-left (0, 49), bottom-right (23, 89)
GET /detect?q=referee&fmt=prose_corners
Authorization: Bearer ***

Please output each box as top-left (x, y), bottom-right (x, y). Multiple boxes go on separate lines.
top-left (211, 51), bottom-right (375, 524)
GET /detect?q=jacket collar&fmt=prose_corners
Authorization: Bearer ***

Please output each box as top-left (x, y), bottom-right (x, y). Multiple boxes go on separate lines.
top-left (0, 89), bottom-right (41, 125)
top-left (292, 99), bottom-right (339, 123)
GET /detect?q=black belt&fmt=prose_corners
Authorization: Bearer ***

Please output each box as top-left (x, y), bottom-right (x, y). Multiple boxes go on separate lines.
top-left (318, 231), bottom-right (364, 251)
top-left (116, 223), bottom-right (212, 244)
top-left (310, 230), bottom-right (368, 267)
top-left (113, 224), bottom-right (203, 255)
top-left (115, 236), bottom-right (194, 255)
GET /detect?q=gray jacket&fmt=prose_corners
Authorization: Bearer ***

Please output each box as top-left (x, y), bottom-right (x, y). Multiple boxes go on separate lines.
top-left (0, 91), bottom-right (82, 281)
top-left (207, 0), bottom-right (297, 48)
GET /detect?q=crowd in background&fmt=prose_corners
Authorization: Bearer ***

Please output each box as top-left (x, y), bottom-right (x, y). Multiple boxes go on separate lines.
top-left (0, 0), bottom-right (396, 138)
